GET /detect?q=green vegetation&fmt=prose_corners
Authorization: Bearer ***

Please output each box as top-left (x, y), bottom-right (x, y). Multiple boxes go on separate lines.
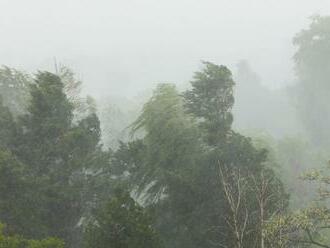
top-left (0, 223), bottom-right (64, 248)
top-left (84, 189), bottom-right (161, 248)
top-left (0, 16), bottom-right (330, 248)
top-left (293, 16), bottom-right (330, 148)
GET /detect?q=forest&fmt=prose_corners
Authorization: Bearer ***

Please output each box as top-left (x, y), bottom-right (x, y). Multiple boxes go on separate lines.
top-left (1, 14), bottom-right (330, 248)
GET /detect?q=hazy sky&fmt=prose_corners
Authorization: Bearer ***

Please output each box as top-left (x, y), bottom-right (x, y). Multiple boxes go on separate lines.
top-left (1, 0), bottom-right (330, 97)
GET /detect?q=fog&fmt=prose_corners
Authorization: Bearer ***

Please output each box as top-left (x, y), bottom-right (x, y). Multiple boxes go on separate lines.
top-left (1, 0), bottom-right (330, 97)
top-left (2, 2), bottom-right (330, 247)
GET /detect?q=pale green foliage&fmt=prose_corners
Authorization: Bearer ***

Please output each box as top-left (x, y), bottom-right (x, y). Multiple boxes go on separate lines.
top-left (265, 161), bottom-right (330, 247)
top-left (130, 83), bottom-right (201, 202)
top-left (58, 65), bottom-right (97, 120)
top-left (245, 132), bottom-right (325, 208)
top-left (58, 66), bottom-right (83, 109)
top-left (293, 15), bottom-right (330, 148)
top-left (265, 207), bottom-right (330, 247)
top-left (0, 66), bottom-right (32, 116)
top-left (0, 223), bottom-right (64, 248)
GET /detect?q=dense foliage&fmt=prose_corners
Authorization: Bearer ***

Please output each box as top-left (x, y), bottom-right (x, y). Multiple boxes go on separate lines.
top-left (111, 63), bottom-right (288, 248)
top-left (84, 189), bottom-right (161, 248)
top-left (0, 223), bottom-right (64, 248)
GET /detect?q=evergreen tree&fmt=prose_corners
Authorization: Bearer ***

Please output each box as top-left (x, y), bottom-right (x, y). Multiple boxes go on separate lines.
top-left (11, 72), bottom-right (110, 246)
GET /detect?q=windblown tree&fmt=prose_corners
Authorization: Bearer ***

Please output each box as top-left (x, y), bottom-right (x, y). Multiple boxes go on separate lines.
top-left (4, 72), bottom-right (111, 246)
top-left (183, 62), bottom-right (288, 248)
top-left (112, 83), bottom-right (204, 248)
top-left (0, 66), bottom-right (32, 116)
top-left (130, 83), bottom-right (201, 202)
top-left (0, 61), bottom-right (290, 248)
top-left (58, 65), bottom-right (84, 110)
top-left (115, 83), bottom-right (203, 247)
top-left (112, 62), bottom-right (288, 248)
top-left (58, 65), bottom-right (97, 119)
top-left (183, 61), bottom-right (235, 146)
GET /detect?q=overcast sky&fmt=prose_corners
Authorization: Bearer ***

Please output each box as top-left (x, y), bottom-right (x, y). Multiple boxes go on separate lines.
top-left (1, 0), bottom-right (330, 97)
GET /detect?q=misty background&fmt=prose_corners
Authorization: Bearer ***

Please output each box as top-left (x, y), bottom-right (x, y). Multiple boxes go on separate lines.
top-left (1, 0), bottom-right (330, 141)
top-left (1, 0), bottom-right (330, 95)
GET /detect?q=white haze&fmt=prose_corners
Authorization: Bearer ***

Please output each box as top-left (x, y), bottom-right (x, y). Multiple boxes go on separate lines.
top-left (0, 0), bottom-right (330, 98)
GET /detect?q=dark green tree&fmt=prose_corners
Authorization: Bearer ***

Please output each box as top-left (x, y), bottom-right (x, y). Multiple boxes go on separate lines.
top-left (183, 61), bottom-right (235, 146)
top-left (84, 189), bottom-right (162, 248)
top-left (0, 150), bottom-right (32, 235)
top-left (183, 62), bottom-right (288, 248)
top-left (16, 72), bottom-right (73, 173)
top-left (10, 72), bottom-right (110, 246)
top-left (0, 97), bottom-right (17, 150)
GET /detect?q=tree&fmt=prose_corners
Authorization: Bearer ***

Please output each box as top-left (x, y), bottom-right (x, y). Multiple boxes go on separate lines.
top-left (0, 97), bottom-right (16, 150)
top-left (183, 62), bottom-right (288, 248)
top-left (218, 164), bottom-right (250, 248)
top-left (293, 15), bottom-right (330, 148)
top-left (58, 65), bottom-right (83, 110)
top-left (130, 83), bottom-right (201, 202)
top-left (217, 159), bottom-right (288, 248)
top-left (233, 61), bottom-right (300, 137)
top-left (0, 222), bottom-right (64, 248)
top-left (265, 162), bottom-right (330, 247)
top-left (58, 65), bottom-right (97, 120)
top-left (113, 62), bottom-right (288, 248)
top-left (183, 61), bottom-right (235, 146)
top-left (10, 71), bottom-right (110, 246)
top-left (0, 66), bottom-right (32, 116)
top-left (84, 189), bottom-right (162, 248)
top-left (250, 167), bottom-right (288, 248)
top-left (16, 72), bottom-right (74, 173)
top-left (113, 84), bottom-right (205, 248)
top-left (0, 150), bottom-right (34, 236)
